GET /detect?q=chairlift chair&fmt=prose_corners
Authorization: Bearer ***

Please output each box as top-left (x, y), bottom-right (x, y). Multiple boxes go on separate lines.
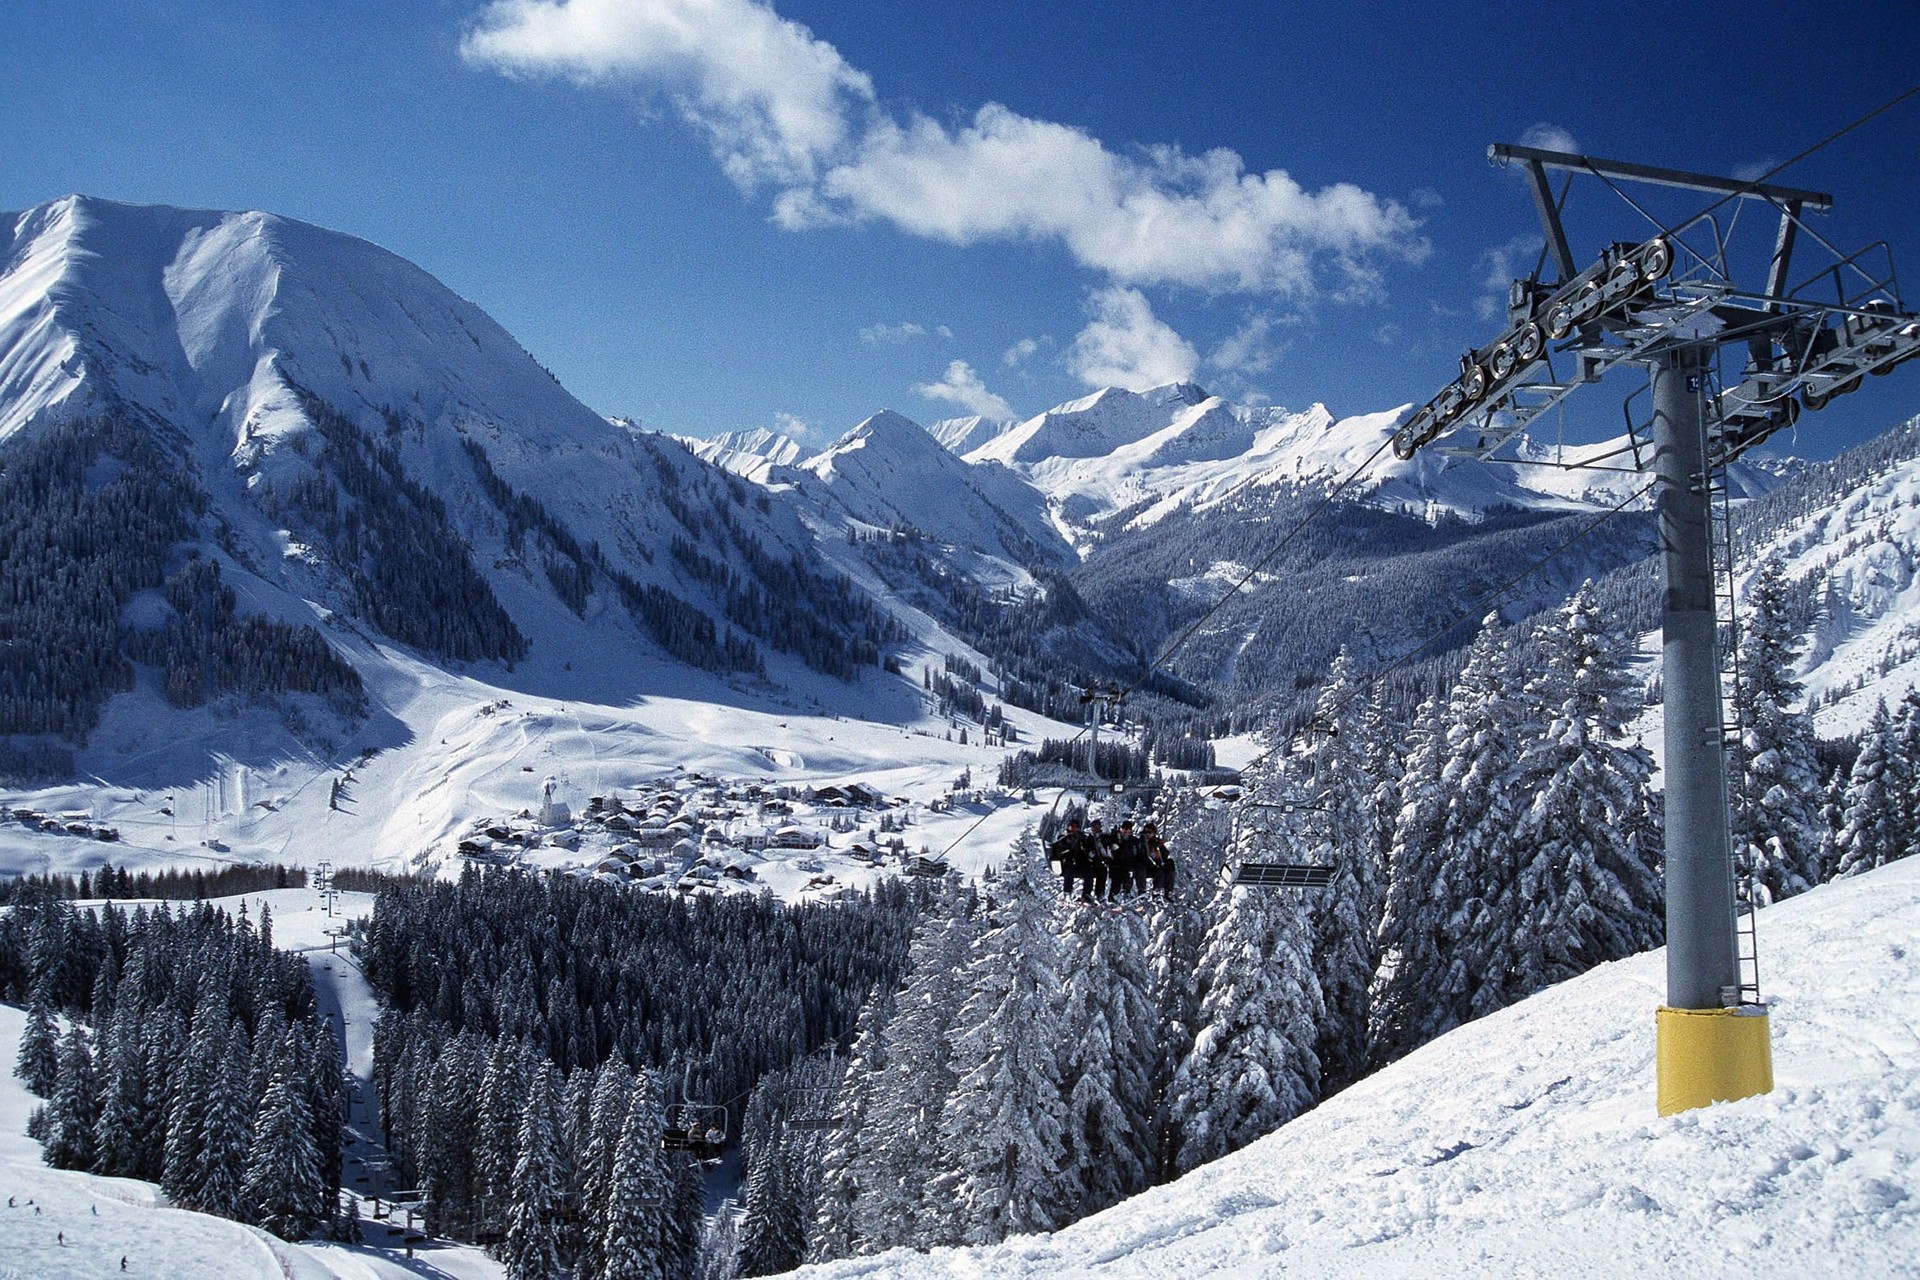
top-left (661, 1063), bottom-right (728, 1160)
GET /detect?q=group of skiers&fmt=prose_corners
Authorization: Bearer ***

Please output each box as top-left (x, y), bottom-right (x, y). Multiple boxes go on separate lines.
top-left (1047, 816), bottom-right (1175, 900)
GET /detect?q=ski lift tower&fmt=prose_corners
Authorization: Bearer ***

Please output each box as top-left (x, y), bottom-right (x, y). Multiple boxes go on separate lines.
top-left (1393, 140), bottom-right (1920, 1116)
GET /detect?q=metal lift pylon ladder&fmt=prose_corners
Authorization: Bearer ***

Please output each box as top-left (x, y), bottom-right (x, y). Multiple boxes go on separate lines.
top-left (1702, 396), bottom-right (1765, 1009)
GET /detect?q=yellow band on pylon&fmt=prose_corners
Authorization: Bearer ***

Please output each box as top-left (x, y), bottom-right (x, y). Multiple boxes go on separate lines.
top-left (1655, 1005), bottom-right (1773, 1116)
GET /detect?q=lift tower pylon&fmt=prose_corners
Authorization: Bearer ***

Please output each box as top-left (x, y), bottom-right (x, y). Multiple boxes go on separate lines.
top-left (1393, 134), bottom-right (1920, 1115)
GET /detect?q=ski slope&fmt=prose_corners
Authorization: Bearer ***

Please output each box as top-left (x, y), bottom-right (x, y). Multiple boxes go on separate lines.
top-left (790, 857), bottom-right (1920, 1279)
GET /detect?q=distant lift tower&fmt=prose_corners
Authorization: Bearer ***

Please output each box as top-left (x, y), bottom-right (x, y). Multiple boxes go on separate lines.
top-left (1393, 141), bottom-right (1920, 1115)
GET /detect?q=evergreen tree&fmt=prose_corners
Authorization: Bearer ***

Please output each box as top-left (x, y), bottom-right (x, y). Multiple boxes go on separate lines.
top-left (241, 1062), bottom-right (324, 1239)
top-left (15, 997), bottom-right (59, 1098)
top-left (1056, 907), bottom-right (1155, 1217)
top-left (1373, 618), bottom-right (1523, 1061)
top-left (601, 1074), bottom-right (669, 1280)
top-left (576, 1057), bottom-right (634, 1280)
top-left (738, 1124), bottom-right (806, 1276)
top-left (93, 1007), bottom-right (149, 1177)
top-left (198, 1030), bottom-right (254, 1220)
top-left (420, 1032), bottom-right (486, 1239)
top-left (1168, 767), bottom-right (1323, 1174)
top-left (808, 978), bottom-right (893, 1263)
top-left (694, 1201), bottom-right (743, 1280)
top-left (43, 1026), bottom-right (99, 1171)
top-left (1499, 588), bottom-right (1664, 1000)
top-left (850, 883), bottom-right (978, 1252)
top-left (478, 1036), bottom-right (534, 1235)
top-left (663, 1149), bottom-right (707, 1278)
top-left (165, 1005), bottom-right (228, 1205)
top-left (1730, 557), bottom-right (1824, 901)
top-left (1301, 651), bottom-right (1386, 1095)
top-left (1836, 701), bottom-right (1909, 876)
top-left (503, 1063), bottom-right (567, 1280)
top-left (933, 833), bottom-right (1072, 1245)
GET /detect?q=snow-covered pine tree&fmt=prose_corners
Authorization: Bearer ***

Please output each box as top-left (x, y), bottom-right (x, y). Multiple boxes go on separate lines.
top-left (93, 1005), bottom-right (148, 1177)
top-left (241, 1058), bottom-right (324, 1240)
top-left (1301, 650), bottom-right (1386, 1095)
top-left (932, 831), bottom-right (1073, 1245)
top-left (1142, 784), bottom-right (1224, 1180)
top-left (575, 1057), bottom-right (634, 1280)
top-left (478, 1035), bottom-right (535, 1236)
top-left (1890, 690), bottom-right (1920, 866)
top-left (16, 996), bottom-right (59, 1098)
top-left (1835, 700), bottom-right (1904, 876)
top-left (663, 1149), bottom-right (707, 1277)
top-left (1370, 692), bottom-right (1445, 1068)
top-left (420, 1031), bottom-right (486, 1239)
top-left (1373, 616), bottom-right (1524, 1060)
top-left (197, 1029), bottom-right (254, 1220)
top-left (43, 1026), bottom-right (98, 1171)
top-left (1055, 905), bottom-right (1156, 1216)
top-left (162, 1002), bottom-right (227, 1204)
top-left (849, 881), bottom-right (979, 1252)
top-left (1499, 586), bottom-right (1664, 1001)
top-left (1167, 764), bottom-right (1323, 1175)
top-left (738, 1122), bottom-right (806, 1276)
top-left (1730, 557), bottom-right (1824, 900)
top-left (808, 980), bottom-right (893, 1263)
top-left (600, 1072), bottom-right (669, 1280)
top-left (503, 1062), bottom-right (567, 1280)
top-left (694, 1200), bottom-right (743, 1280)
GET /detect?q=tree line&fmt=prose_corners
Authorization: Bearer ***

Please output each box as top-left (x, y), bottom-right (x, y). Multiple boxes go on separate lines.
top-left (7, 897), bottom-right (343, 1241)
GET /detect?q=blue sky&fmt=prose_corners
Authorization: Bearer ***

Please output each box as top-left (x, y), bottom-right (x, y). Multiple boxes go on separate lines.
top-left (3, 0), bottom-right (1917, 454)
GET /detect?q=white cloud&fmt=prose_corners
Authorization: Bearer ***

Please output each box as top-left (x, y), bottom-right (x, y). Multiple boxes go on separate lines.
top-left (1474, 233), bottom-right (1543, 321)
top-left (464, 0), bottom-right (1426, 297)
top-left (1067, 287), bottom-right (1199, 391)
top-left (1209, 313), bottom-right (1283, 376)
top-left (912, 359), bottom-right (1014, 419)
top-left (462, 0), bottom-right (873, 188)
top-left (1002, 336), bottom-right (1043, 367)
top-left (860, 321), bottom-right (926, 344)
top-left (1517, 122), bottom-right (1579, 155)
top-left (773, 411), bottom-right (810, 439)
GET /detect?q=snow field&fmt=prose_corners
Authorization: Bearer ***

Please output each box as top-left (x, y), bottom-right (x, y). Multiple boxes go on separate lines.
top-left (790, 856), bottom-right (1920, 1279)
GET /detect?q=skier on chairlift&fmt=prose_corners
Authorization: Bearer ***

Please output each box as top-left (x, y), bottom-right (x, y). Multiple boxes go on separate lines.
top-left (1086, 818), bottom-right (1112, 900)
top-left (1143, 821), bottom-right (1175, 896)
top-left (1049, 816), bottom-right (1091, 899)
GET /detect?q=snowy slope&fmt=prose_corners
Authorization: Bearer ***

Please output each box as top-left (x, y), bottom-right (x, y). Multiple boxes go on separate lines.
top-left (797, 411), bottom-right (1072, 566)
top-left (791, 856), bottom-right (1920, 1279)
top-left (1753, 422), bottom-right (1920, 736)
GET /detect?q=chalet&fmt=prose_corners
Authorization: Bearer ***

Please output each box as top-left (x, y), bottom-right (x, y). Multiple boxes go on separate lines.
top-left (770, 826), bottom-right (823, 850)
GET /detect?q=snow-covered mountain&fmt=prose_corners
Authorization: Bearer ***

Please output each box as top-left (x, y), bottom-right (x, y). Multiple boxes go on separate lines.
top-left (927, 412), bottom-right (1016, 455)
top-left (681, 426), bottom-right (805, 483)
top-left (795, 410), bottom-right (1073, 567)
top-left (952, 381), bottom-right (1777, 545)
top-left (794, 855), bottom-right (1920, 1279)
top-left (0, 195), bottom-right (869, 691)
